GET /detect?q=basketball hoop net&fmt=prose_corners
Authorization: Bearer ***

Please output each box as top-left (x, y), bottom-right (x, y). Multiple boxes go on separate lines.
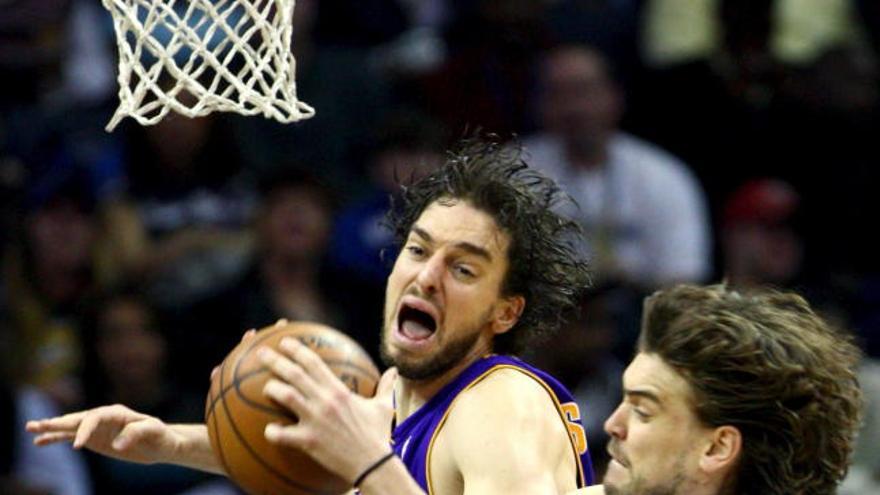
top-left (101, 0), bottom-right (314, 131)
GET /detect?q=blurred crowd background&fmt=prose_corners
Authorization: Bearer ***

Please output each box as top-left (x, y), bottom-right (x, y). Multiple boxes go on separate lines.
top-left (2, 0), bottom-right (879, 493)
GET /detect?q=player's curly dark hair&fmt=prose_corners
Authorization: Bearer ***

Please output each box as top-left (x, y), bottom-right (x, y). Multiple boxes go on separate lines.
top-left (639, 284), bottom-right (864, 495)
top-left (385, 135), bottom-right (590, 355)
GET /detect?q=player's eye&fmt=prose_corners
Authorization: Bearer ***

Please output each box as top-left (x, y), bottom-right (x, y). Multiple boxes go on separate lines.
top-left (453, 265), bottom-right (475, 278)
top-left (632, 408), bottom-right (651, 421)
top-left (406, 245), bottom-right (426, 258)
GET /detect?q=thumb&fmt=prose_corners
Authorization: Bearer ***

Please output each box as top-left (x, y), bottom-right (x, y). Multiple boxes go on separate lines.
top-left (374, 367), bottom-right (397, 402)
top-left (112, 419), bottom-right (155, 451)
top-left (241, 328), bottom-right (257, 342)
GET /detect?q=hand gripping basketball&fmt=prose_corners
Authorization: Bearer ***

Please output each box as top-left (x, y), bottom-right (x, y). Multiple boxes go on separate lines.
top-left (260, 337), bottom-right (398, 484)
top-left (206, 321), bottom-right (387, 495)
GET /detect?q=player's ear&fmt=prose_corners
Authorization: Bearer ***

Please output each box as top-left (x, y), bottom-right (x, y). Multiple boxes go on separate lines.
top-left (699, 425), bottom-right (741, 476)
top-left (492, 295), bottom-right (525, 335)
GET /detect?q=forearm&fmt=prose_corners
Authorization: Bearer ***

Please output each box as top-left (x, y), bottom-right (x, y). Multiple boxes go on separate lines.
top-left (167, 424), bottom-right (225, 475)
top-left (356, 457), bottom-right (425, 495)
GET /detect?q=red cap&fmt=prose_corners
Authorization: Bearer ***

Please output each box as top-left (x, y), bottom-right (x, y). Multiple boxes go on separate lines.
top-left (723, 179), bottom-right (799, 226)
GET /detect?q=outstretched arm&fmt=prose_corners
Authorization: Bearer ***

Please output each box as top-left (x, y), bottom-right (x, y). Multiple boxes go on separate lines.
top-left (26, 404), bottom-right (224, 474)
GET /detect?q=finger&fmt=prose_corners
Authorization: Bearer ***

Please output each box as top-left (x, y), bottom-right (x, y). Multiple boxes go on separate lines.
top-left (375, 367), bottom-right (397, 401)
top-left (274, 318), bottom-right (289, 327)
top-left (73, 410), bottom-right (107, 449)
top-left (33, 431), bottom-right (76, 446)
top-left (258, 347), bottom-right (320, 399)
top-left (210, 365), bottom-right (220, 382)
top-left (264, 379), bottom-right (308, 417)
top-left (26, 411), bottom-right (87, 433)
top-left (279, 337), bottom-right (338, 387)
top-left (264, 422), bottom-right (310, 449)
top-left (112, 419), bottom-right (156, 451)
top-left (241, 328), bottom-right (257, 342)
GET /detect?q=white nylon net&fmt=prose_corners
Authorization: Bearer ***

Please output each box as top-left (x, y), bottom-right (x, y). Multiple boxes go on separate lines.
top-left (101, 0), bottom-right (315, 131)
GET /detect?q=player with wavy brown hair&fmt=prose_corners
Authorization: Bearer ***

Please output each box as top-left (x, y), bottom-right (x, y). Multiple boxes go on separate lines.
top-left (602, 284), bottom-right (863, 495)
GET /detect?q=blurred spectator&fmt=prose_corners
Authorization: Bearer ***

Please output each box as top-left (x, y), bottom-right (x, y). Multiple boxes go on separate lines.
top-left (762, 45), bottom-right (880, 357)
top-left (329, 108), bottom-right (447, 288)
top-left (634, 1), bottom-right (877, 217)
top-left (1, 385), bottom-right (93, 495)
top-left (721, 179), bottom-right (804, 289)
top-left (0, 0), bottom-right (114, 107)
top-left (545, 0), bottom-right (643, 88)
top-left (80, 286), bottom-right (221, 495)
top-left (101, 110), bottom-right (256, 309)
top-left (0, 0), bottom-right (116, 175)
top-left (0, 0), bottom-right (72, 106)
top-left (525, 44), bottom-right (711, 288)
top-left (2, 167), bottom-right (103, 409)
top-left (0, 308), bottom-right (91, 495)
top-left (417, 0), bottom-right (550, 135)
top-left (772, 44), bottom-right (879, 279)
top-left (631, 0), bottom-right (788, 216)
top-left (641, 0), bottom-right (718, 67)
top-left (84, 287), bottom-right (203, 419)
top-left (231, 0), bottom-right (392, 191)
top-left (772, 0), bottom-right (867, 65)
top-left (176, 171), bottom-right (379, 393)
top-left (642, 0), bottom-right (867, 68)
top-left (367, 0), bottom-right (449, 81)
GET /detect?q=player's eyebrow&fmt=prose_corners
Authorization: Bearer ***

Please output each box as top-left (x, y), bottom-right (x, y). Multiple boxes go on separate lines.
top-left (623, 388), bottom-right (663, 407)
top-left (411, 225), bottom-right (433, 243)
top-left (411, 225), bottom-right (493, 262)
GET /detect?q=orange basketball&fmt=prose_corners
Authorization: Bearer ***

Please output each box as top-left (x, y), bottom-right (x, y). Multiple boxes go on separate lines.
top-left (205, 321), bottom-right (380, 495)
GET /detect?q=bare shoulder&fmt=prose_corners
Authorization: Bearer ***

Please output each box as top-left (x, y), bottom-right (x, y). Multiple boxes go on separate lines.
top-left (445, 366), bottom-right (567, 447)
top-left (436, 367), bottom-right (576, 493)
top-left (567, 486), bottom-right (605, 495)
top-left (456, 367), bottom-right (554, 415)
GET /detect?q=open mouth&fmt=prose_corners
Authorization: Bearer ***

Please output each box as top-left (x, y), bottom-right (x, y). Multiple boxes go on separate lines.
top-left (397, 303), bottom-right (438, 342)
top-left (607, 446), bottom-right (629, 468)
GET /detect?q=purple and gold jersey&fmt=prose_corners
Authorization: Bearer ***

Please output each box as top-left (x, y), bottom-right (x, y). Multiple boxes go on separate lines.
top-left (391, 354), bottom-right (595, 493)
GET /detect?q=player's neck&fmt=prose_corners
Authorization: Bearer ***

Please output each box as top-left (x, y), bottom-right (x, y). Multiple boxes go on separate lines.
top-left (394, 339), bottom-right (492, 423)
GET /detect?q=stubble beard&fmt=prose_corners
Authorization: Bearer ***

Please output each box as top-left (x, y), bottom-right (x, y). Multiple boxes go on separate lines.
top-left (604, 458), bottom-right (686, 495)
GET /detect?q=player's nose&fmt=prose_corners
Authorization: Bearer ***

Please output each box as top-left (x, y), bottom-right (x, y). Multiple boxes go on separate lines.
top-left (604, 403), bottom-right (628, 440)
top-left (414, 252), bottom-right (444, 295)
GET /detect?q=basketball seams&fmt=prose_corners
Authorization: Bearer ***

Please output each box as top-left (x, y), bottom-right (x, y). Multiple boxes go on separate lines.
top-left (218, 345), bottom-right (332, 495)
top-left (210, 355), bottom-right (235, 485)
top-left (205, 368), bottom-right (278, 418)
top-left (204, 329), bottom-right (379, 419)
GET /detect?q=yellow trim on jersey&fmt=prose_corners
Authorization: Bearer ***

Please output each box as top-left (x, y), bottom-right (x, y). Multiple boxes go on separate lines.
top-left (424, 363), bottom-right (587, 495)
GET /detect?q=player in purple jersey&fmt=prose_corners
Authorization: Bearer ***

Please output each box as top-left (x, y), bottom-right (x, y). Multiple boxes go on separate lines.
top-left (28, 136), bottom-right (597, 494)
